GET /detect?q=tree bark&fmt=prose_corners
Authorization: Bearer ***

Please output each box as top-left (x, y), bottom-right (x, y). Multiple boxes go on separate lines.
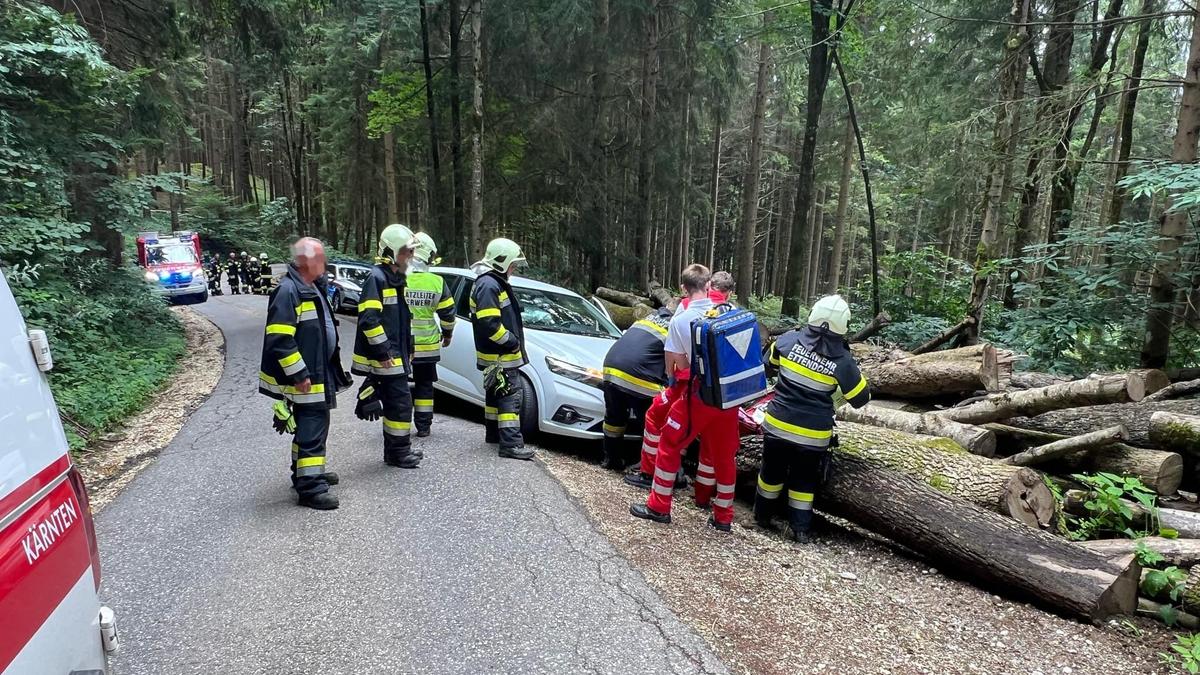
top-left (467, 0), bottom-right (483, 261)
top-left (849, 311), bottom-right (891, 343)
top-left (934, 371), bottom-right (1167, 425)
top-left (741, 421), bottom-right (1058, 528)
top-left (1103, 0), bottom-right (1157, 231)
top-left (1148, 411), bottom-right (1200, 454)
top-left (595, 287), bottom-right (652, 307)
top-left (1011, 398), bottom-right (1200, 449)
top-left (837, 404), bottom-right (997, 457)
top-left (1081, 537), bottom-right (1200, 568)
top-left (1001, 425), bottom-right (1128, 466)
top-left (859, 354), bottom-right (999, 399)
top-left (781, 0), bottom-right (838, 317)
top-left (448, 0), bottom-right (466, 255)
top-left (818, 455), bottom-right (1138, 623)
top-left (986, 424), bottom-right (1183, 495)
top-left (826, 109), bottom-right (856, 294)
top-left (1146, 379), bottom-right (1200, 402)
top-left (384, 129), bottom-right (400, 223)
top-left (736, 25), bottom-right (771, 300)
top-left (635, 0), bottom-right (662, 290)
top-left (595, 297), bottom-right (653, 329)
top-left (706, 115), bottom-right (721, 270)
top-left (1142, 6), bottom-right (1200, 368)
top-left (647, 281), bottom-right (677, 310)
top-left (418, 0), bottom-right (446, 238)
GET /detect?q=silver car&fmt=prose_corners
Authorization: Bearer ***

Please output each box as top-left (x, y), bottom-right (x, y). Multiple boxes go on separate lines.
top-left (432, 267), bottom-right (621, 440)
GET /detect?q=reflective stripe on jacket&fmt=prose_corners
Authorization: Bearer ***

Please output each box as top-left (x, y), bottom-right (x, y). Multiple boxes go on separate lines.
top-left (405, 270), bottom-right (456, 363)
top-left (258, 265), bottom-right (340, 407)
top-left (762, 326), bottom-right (870, 449)
top-left (601, 307), bottom-right (671, 398)
top-left (352, 264), bottom-right (414, 377)
top-left (470, 271), bottom-right (527, 370)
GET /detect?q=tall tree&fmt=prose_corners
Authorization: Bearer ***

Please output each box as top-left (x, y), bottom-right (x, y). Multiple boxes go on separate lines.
top-left (467, 0), bottom-right (483, 260)
top-left (736, 21), bottom-right (772, 300)
top-left (1103, 0), bottom-right (1157, 230)
top-left (418, 0), bottom-right (446, 238)
top-left (449, 0), bottom-right (466, 258)
top-left (635, 0), bottom-right (662, 289)
top-left (1141, 7), bottom-right (1200, 367)
top-left (826, 107), bottom-right (856, 294)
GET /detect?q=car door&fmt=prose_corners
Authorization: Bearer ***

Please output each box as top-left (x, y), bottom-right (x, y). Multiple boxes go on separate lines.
top-left (433, 274), bottom-right (486, 405)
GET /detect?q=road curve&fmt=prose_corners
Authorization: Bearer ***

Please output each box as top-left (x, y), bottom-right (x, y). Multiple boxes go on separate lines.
top-left (95, 294), bottom-right (726, 675)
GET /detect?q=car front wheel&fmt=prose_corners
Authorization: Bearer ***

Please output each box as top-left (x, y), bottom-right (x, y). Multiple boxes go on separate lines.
top-left (516, 374), bottom-right (539, 441)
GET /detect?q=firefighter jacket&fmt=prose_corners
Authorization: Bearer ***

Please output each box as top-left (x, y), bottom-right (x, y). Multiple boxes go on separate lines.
top-left (259, 265), bottom-right (349, 408)
top-left (352, 263), bottom-right (414, 378)
top-left (405, 269), bottom-right (457, 363)
top-left (602, 307), bottom-right (672, 398)
top-left (470, 270), bottom-right (526, 371)
top-left (762, 325), bottom-right (871, 450)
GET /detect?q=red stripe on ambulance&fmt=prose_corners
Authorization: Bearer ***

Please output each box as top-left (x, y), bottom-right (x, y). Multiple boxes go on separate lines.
top-left (0, 460), bottom-right (91, 671)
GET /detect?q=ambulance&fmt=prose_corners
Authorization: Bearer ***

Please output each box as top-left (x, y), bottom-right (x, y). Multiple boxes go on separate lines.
top-left (0, 273), bottom-right (117, 674)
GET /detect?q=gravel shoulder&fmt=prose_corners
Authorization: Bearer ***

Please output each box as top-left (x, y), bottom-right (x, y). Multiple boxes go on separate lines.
top-left (540, 451), bottom-right (1176, 675)
top-left (75, 305), bottom-right (224, 510)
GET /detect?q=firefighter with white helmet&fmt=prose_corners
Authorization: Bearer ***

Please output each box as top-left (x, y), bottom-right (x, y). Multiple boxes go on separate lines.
top-left (352, 224), bottom-right (420, 468)
top-left (404, 232), bottom-right (456, 438)
top-left (255, 253), bottom-right (273, 294)
top-left (754, 294), bottom-right (871, 542)
top-left (470, 237), bottom-right (533, 459)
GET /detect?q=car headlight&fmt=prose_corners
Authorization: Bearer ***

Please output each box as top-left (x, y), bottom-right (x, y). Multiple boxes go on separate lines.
top-left (545, 356), bottom-right (604, 388)
top-left (144, 271), bottom-right (159, 282)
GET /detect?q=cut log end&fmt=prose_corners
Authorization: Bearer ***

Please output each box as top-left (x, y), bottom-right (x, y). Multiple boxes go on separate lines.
top-left (1005, 468), bottom-right (1058, 529)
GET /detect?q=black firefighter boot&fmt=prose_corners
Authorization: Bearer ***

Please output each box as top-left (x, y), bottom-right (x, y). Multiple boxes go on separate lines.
top-left (298, 491), bottom-right (339, 510)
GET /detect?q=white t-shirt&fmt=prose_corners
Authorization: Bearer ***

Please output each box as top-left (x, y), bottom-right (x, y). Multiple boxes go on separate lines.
top-left (664, 297), bottom-right (714, 361)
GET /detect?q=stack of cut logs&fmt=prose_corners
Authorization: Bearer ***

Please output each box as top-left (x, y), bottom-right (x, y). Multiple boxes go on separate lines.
top-left (593, 284), bottom-right (1200, 624)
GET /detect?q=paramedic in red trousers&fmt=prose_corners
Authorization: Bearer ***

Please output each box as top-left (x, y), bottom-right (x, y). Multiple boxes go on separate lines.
top-left (259, 237), bottom-right (351, 510)
top-left (630, 263), bottom-right (741, 532)
top-left (471, 238), bottom-right (535, 460)
top-left (755, 295), bottom-right (871, 542)
top-left (353, 224), bottom-right (420, 468)
top-left (600, 306), bottom-right (673, 471)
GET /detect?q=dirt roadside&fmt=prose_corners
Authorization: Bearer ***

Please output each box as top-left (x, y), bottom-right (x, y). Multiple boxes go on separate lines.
top-left (74, 306), bottom-right (224, 511)
top-left (541, 452), bottom-right (1175, 675)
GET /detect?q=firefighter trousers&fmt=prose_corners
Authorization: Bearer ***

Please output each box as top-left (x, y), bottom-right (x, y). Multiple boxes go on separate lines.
top-left (754, 434), bottom-right (823, 533)
top-left (378, 375), bottom-right (415, 464)
top-left (602, 384), bottom-right (652, 466)
top-left (484, 373), bottom-right (523, 450)
top-left (291, 404), bottom-right (330, 498)
top-left (644, 386), bottom-right (740, 525)
top-left (411, 361), bottom-right (438, 434)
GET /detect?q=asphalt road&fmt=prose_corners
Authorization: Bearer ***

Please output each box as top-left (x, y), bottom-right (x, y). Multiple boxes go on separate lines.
top-left (96, 294), bottom-right (726, 675)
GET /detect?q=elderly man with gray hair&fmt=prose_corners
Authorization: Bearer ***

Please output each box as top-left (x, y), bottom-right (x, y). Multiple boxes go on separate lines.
top-left (258, 237), bottom-right (352, 510)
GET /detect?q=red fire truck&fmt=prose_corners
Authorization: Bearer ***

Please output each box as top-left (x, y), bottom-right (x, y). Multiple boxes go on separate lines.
top-left (136, 231), bottom-right (208, 304)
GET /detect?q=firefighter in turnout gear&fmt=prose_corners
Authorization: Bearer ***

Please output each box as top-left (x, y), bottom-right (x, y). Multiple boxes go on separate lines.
top-left (256, 253), bottom-right (273, 294)
top-left (405, 232), bottom-right (456, 438)
top-left (755, 295), bottom-right (871, 542)
top-left (259, 237), bottom-right (351, 510)
top-left (239, 251), bottom-right (255, 293)
top-left (353, 224), bottom-right (420, 468)
top-left (471, 238), bottom-right (533, 460)
top-left (205, 255), bottom-right (222, 295)
top-left (599, 306), bottom-right (673, 471)
top-left (227, 251), bottom-right (243, 294)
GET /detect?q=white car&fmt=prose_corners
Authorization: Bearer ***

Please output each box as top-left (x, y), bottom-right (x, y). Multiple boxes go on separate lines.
top-left (0, 274), bottom-right (117, 674)
top-left (432, 267), bottom-right (621, 440)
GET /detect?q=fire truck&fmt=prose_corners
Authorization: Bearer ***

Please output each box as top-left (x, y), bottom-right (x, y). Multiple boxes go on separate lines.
top-left (136, 231), bottom-right (208, 304)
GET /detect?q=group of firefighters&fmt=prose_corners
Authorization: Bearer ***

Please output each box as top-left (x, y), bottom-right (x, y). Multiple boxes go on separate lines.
top-left (205, 250), bottom-right (274, 295)
top-left (254, 224), bottom-right (872, 543)
top-left (257, 225), bottom-right (532, 510)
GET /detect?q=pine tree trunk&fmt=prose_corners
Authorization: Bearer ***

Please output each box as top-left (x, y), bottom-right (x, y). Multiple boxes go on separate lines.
top-left (706, 114), bottom-right (721, 269)
top-left (1142, 7), bottom-right (1200, 368)
top-left (826, 111), bottom-right (855, 294)
top-left (449, 0), bottom-right (466, 257)
top-left (736, 26), bottom-right (771, 299)
top-left (384, 129), bottom-right (400, 224)
top-left (635, 0), bottom-right (661, 290)
top-left (418, 0), bottom-right (446, 238)
top-left (1104, 0), bottom-right (1156, 231)
top-left (468, 0), bottom-right (484, 261)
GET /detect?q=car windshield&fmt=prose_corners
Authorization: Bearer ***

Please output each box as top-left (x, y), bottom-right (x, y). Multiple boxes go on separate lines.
top-left (339, 266), bottom-right (371, 286)
top-left (147, 244), bottom-right (196, 265)
top-left (515, 288), bottom-right (620, 338)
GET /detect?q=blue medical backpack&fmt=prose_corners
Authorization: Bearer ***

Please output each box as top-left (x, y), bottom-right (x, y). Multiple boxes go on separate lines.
top-left (690, 305), bottom-right (768, 409)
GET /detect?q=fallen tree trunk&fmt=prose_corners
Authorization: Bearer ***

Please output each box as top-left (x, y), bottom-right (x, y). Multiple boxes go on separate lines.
top-left (1138, 598), bottom-right (1200, 629)
top-left (1080, 537), bottom-right (1200, 567)
top-left (1145, 378), bottom-right (1200, 402)
top-left (1011, 398), bottom-right (1200, 449)
top-left (595, 287), bottom-right (652, 307)
top-left (1149, 411), bottom-right (1200, 455)
top-left (820, 454), bottom-right (1139, 623)
top-left (1063, 490), bottom-right (1200, 538)
top-left (911, 316), bottom-right (975, 355)
top-left (837, 404), bottom-right (996, 457)
top-left (646, 281), bottom-right (677, 310)
top-left (739, 422), bottom-right (1058, 528)
top-left (594, 297), bottom-right (652, 330)
top-left (934, 371), bottom-right (1167, 425)
top-left (1000, 426), bottom-right (1128, 467)
top-left (861, 352), bottom-right (999, 399)
top-left (849, 311), bottom-right (891, 343)
top-left (1009, 372), bottom-right (1071, 390)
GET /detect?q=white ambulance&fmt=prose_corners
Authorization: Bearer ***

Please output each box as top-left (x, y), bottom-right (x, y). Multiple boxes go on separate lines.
top-left (0, 273), bottom-right (117, 674)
